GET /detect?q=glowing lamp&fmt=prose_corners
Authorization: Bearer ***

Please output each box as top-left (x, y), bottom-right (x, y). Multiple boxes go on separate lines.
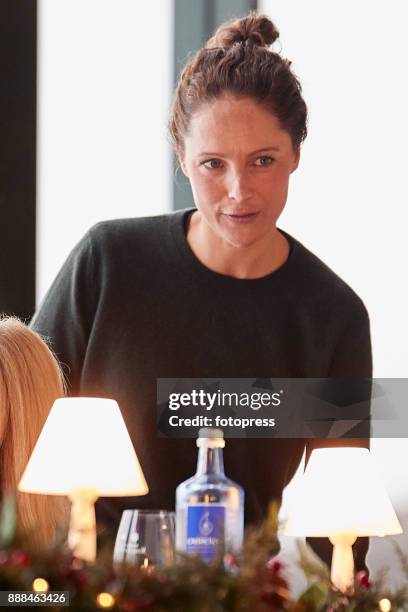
top-left (19, 397), bottom-right (148, 562)
top-left (284, 447), bottom-right (402, 591)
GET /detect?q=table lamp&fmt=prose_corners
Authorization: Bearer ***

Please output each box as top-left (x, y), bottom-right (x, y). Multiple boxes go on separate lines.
top-left (19, 397), bottom-right (148, 562)
top-left (284, 447), bottom-right (402, 592)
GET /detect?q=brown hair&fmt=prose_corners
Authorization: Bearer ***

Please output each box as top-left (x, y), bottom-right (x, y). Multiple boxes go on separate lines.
top-left (169, 11), bottom-right (308, 157)
top-left (0, 317), bottom-right (69, 547)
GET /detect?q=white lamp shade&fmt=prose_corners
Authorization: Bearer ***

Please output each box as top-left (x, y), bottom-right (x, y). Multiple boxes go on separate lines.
top-left (284, 447), bottom-right (402, 538)
top-left (19, 397), bottom-right (149, 496)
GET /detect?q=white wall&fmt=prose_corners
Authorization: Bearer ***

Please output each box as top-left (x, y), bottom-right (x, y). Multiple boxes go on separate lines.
top-left (259, 0), bottom-right (408, 591)
top-left (37, 0), bottom-right (173, 303)
top-left (259, 0), bottom-right (408, 379)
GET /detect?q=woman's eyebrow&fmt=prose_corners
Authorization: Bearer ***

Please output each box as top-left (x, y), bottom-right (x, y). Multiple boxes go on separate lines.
top-left (197, 146), bottom-right (281, 157)
top-left (250, 146), bottom-right (281, 154)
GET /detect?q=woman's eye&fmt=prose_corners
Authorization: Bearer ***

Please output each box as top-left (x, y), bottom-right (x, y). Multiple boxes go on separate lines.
top-left (255, 156), bottom-right (274, 167)
top-left (202, 159), bottom-right (223, 170)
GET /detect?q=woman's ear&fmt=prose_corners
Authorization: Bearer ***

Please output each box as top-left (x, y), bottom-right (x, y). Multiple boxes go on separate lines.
top-left (178, 152), bottom-right (189, 178)
top-left (291, 147), bottom-right (301, 173)
top-left (180, 160), bottom-right (189, 177)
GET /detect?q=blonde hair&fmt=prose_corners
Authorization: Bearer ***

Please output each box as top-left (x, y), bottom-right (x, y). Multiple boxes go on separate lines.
top-left (0, 316), bottom-right (69, 547)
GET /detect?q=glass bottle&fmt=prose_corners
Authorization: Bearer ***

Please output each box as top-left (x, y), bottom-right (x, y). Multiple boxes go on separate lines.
top-left (175, 428), bottom-right (244, 562)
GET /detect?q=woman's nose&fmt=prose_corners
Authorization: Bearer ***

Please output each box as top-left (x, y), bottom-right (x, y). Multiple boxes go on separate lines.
top-left (226, 171), bottom-right (253, 203)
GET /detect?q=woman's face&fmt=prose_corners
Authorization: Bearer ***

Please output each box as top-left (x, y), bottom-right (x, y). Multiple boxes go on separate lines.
top-left (181, 94), bottom-right (300, 249)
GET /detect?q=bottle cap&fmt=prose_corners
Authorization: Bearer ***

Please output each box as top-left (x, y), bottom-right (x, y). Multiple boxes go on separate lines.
top-left (198, 428), bottom-right (224, 439)
top-left (197, 428), bottom-right (225, 448)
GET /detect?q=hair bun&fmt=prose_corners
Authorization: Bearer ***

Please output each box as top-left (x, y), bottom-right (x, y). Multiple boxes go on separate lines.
top-left (206, 11), bottom-right (279, 50)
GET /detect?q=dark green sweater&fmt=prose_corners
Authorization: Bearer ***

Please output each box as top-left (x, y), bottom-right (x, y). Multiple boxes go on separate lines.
top-left (31, 208), bottom-right (371, 567)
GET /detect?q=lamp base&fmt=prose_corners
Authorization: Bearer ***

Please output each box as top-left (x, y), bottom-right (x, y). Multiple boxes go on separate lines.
top-left (329, 533), bottom-right (357, 593)
top-left (68, 489), bottom-right (98, 563)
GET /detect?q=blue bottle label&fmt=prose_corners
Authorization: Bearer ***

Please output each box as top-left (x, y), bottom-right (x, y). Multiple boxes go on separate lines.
top-left (186, 505), bottom-right (225, 562)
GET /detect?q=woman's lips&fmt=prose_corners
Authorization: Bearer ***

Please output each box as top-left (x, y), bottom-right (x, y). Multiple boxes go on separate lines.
top-left (222, 211), bottom-right (259, 224)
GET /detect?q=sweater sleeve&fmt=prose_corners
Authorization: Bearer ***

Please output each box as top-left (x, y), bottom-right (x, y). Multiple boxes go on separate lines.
top-left (305, 304), bottom-right (372, 572)
top-left (30, 230), bottom-right (97, 397)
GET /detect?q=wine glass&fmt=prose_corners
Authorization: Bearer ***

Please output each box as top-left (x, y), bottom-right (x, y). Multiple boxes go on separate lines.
top-left (113, 509), bottom-right (175, 569)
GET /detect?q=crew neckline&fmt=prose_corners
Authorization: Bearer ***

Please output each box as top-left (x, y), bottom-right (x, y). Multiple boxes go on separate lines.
top-left (168, 208), bottom-right (298, 291)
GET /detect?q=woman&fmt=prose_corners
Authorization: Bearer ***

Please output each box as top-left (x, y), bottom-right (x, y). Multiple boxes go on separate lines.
top-left (31, 13), bottom-right (370, 566)
top-left (0, 317), bottom-right (69, 546)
